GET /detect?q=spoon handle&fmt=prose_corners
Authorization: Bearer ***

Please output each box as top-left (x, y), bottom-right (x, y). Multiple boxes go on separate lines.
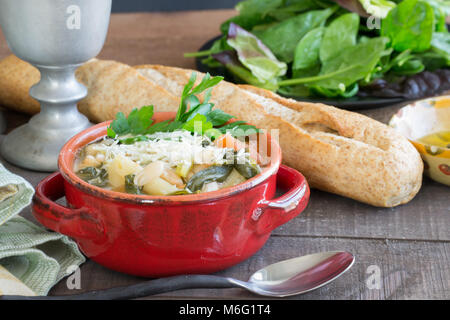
top-left (0, 275), bottom-right (239, 300)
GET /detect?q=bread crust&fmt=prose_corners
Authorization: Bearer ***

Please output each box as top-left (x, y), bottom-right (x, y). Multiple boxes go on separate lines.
top-left (76, 60), bottom-right (180, 122)
top-left (0, 56), bottom-right (423, 206)
top-left (136, 64), bottom-right (423, 207)
top-left (0, 56), bottom-right (181, 122)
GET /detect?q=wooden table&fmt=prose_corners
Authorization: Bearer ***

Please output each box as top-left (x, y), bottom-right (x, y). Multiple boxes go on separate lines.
top-left (0, 11), bottom-right (449, 300)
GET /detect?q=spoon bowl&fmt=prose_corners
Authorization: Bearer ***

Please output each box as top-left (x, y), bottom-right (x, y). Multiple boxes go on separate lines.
top-left (237, 251), bottom-right (355, 297)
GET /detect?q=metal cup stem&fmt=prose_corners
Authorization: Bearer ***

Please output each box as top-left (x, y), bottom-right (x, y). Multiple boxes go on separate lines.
top-left (1, 65), bottom-right (91, 171)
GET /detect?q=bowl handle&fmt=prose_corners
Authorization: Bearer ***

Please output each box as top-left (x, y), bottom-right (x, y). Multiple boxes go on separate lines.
top-left (32, 172), bottom-right (104, 240)
top-left (255, 165), bottom-right (310, 235)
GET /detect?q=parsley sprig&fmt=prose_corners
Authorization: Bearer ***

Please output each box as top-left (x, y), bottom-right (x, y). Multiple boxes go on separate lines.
top-left (107, 72), bottom-right (259, 144)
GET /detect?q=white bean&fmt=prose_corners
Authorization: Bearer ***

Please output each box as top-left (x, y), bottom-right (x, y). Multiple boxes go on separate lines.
top-left (134, 161), bottom-right (165, 186)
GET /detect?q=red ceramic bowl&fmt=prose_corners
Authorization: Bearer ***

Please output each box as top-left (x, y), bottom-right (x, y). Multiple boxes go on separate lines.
top-left (32, 112), bottom-right (310, 277)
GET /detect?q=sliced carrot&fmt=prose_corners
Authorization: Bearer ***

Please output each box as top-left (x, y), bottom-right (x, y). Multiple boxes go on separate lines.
top-left (214, 133), bottom-right (246, 151)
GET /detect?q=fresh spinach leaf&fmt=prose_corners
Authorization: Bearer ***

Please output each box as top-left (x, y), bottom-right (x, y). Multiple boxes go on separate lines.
top-left (257, 7), bottom-right (336, 62)
top-left (391, 58), bottom-right (425, 75)
top-left (415, 51), bottom-right (449, 70)
top-left (319, 13), bottom-right (359, 63)
top-left (381, 0), bottom-right (434, 53)
top-left (279, 37), bottom-right (389, 90)
top-left (379, 49), bottom-right (413, 73)
top-left (293, 27), bottom-right (325, 71)
top-left (312, 37), bottom-right (389, 89)
top-left (292, 65), bottom-right (321, 79)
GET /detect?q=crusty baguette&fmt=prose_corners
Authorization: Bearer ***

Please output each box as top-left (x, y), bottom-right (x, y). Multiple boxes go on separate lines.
top-left (0, 55), bottom-right (180, 122)
top-left (0, 56), bottom-right (423, 206)
top-left (76, 59), bottom-right (180, 122)
top-left (135, 64), bottom-right (423, 207)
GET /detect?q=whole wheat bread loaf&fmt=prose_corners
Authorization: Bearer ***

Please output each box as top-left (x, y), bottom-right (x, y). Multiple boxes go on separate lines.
top-left (0, 55), bottom-right (423, 207)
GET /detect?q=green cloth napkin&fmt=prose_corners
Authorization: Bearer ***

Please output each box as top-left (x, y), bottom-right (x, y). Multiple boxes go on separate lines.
top-left (0, 163), bottom-right (85, 295)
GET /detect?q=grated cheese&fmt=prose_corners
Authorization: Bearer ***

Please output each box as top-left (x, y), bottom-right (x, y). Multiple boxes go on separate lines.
top-left (87, 130), bottom-right (238, 169)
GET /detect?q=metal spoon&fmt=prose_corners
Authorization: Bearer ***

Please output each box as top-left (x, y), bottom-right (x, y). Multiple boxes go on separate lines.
top-left (1, 251), bottom-right (354, 300)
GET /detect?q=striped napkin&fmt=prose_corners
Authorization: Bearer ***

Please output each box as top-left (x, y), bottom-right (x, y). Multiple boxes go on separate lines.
top-left (0, 163), bottom-right (85, 296)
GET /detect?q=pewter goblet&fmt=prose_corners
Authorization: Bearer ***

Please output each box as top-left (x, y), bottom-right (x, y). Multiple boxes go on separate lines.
top-left (0, 0), bottom-right (112, 171)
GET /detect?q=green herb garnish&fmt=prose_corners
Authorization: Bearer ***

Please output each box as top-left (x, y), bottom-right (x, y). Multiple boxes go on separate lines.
top-left (107, 105), bottom-right (155, 138)
top-left (106, 72), bottom-right (260, 143)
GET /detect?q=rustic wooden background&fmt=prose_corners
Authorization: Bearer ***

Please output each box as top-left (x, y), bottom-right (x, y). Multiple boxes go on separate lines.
top-left (0, 11), bottom-right (449, 300)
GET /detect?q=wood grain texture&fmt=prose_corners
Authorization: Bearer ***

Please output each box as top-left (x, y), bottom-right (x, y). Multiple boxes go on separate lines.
top-left (0, 10), bottom-right (237, 68)
top-left (47, 236), bottom-right (450, 300)
top-left (0, 10), bottom-right (448, 300)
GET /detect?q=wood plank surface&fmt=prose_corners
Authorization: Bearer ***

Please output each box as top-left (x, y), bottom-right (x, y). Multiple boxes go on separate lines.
top-left (47, 236), bottom-right (450, 300)
top-left (0, 10), bottom-right (448, 300)
top-left (0, 10), bottom-right (238, 68)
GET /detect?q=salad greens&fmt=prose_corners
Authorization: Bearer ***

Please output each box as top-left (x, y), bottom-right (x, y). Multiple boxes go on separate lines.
top-left (227, 23), bottom-right (287, 83)
top-left (381, 0), bottom-right (435, 52)
top-left (319, 13), bottom-right (359, 62)
top-left (256, 7), bottom-right (336, 62)
top-left (107, 72), bottom-right (259, 144)
top-left (292, 27), bottom-right (325, 74)
top-left (185, 0), bottom-right (450, 99)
